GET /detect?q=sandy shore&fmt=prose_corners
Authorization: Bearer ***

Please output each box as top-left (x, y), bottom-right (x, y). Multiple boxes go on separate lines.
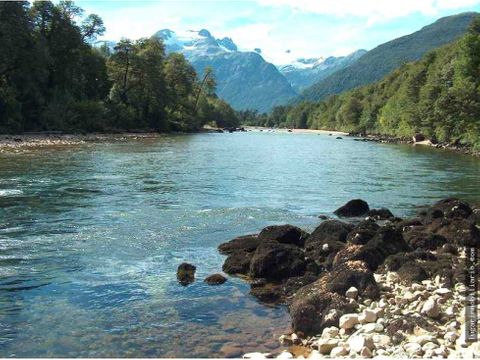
top-left (244, 126), bottom-right (348, 136)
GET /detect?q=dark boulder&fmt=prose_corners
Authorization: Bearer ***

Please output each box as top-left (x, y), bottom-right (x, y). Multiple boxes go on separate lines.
top-left (258, 224), bottom-right (309, 247)
top-left (204, 273), bottom-right (227, 285)
top-left (334, 226), bottom-right (410, 270)
top-left (249, 242), bottom-right (306, 280)
top-left (346, 220), bottom-right (380, 245)
top-left (430, 218), bottom-right (480, 247)
top-left (334, 199), bottom-right (370, 217)
top-left (422, 198), bottom-right (473, 224)
top-left (282, 273), bottom-right (319, 296)
top-left (396, 218), bottom-right (423, 230)
top-left (397, 262), bottom-right (428, 283)
top-left (438, 243), bottom-right (458, 255)
top-left (325, 260), bottom-right (379, 299)
top-left (289, 276), bottom-right (357, 335)
top-left (177, 263), bottom-right (196, 285)
top-left (222, 251), bottom-right (253, 275)
top-left (384, 250), bottom-right (436, 271)
top-left (403, 230), bottom-right (447, 250)
top-left (218, 234), bottom-right (260, 255)
top-left (413, 133), bottom-right (426, 142)
top-left (367, 208), bottom-right (394, 220)
top-left (469, 208), bottom-right (480, 225)
top-left (305, 220), bottom-right (353, 263)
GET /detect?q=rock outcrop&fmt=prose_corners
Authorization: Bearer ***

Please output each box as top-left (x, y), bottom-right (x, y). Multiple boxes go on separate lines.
top-left (218, 197), bottom-right (478, 358)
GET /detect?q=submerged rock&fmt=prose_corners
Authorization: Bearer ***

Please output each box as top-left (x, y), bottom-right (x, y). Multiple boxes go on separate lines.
top-left (204, 273), bottom-right (227, 285)
top-left (177, 262), bottom-right (196, 285)
top-left (334, 199), bottom-right (370, 217)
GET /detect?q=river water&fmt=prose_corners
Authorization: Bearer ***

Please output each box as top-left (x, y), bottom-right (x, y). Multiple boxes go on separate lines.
top-left (0, 132), bottom-right (479, 357)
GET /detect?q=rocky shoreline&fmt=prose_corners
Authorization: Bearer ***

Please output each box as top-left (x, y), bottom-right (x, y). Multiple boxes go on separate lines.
top-left (0, 133), bottom-right (168, 152)
top-left (216, 198), bottom-right (479, 359)
top-left (347, 133), bottom-right (480, 157)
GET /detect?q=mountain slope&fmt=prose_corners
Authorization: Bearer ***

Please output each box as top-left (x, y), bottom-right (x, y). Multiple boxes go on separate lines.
top-left (278, 50), bottom-right (366, 92)
top-left (301, 12), bottom-right (478, 102)
top-left (154, 29), bottom-right (297, 112)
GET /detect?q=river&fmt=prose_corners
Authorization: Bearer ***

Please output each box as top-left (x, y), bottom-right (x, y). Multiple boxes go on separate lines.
top-left (0, 132), bottom-right (479, 357)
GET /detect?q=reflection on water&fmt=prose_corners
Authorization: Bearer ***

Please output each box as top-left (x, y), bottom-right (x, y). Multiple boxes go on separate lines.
top-left (0, 133), bottom-right (479, 357)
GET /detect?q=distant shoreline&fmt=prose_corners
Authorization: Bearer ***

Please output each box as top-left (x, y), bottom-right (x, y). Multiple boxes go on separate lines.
top-left (0, 129), bottom-right (478, 158)
top-left (0, 133), bottom-right (165, 151)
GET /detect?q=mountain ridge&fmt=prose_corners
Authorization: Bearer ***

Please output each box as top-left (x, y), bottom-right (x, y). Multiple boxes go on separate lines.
top-left (300, 12), bottom-right (479, 102)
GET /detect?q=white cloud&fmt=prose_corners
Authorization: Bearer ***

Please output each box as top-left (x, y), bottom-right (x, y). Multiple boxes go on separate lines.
top-left (256, 0), bottom-right (480, 23)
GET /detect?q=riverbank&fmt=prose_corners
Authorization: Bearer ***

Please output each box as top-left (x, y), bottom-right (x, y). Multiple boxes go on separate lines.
top-left (0, 133), bottom-right (168, 152)
top-left (215, 198), bottom-right (480, 359)
top-left (243, 127), bottom-right (348, 136)
top-left (347, 133), bottom-right (480, 157)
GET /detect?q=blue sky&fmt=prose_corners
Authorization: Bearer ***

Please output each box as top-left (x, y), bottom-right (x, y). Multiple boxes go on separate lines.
top-left (77, 0), bottom-right (480, 64)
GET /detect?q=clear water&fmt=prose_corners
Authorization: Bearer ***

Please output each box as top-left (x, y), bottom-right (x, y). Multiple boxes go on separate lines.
top-left (0, 132), bottom-right (479, 357)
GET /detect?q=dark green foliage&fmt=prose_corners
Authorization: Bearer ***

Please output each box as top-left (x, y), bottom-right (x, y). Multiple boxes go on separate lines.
top-left (248, 16), bottom-right (480, 150)
top-left (0, 1), bottom-right (238, 134)
top-left (301, 12), bottom-right (478, 102)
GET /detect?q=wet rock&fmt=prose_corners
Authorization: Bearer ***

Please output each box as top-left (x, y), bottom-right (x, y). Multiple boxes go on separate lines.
top-left (258, 225), bottom-right (309, 247)
top-left (218, 234), bottom-right (260, 254)
top-left (177, 262), bottom-right (196, 285)
top-left (366, 208), bottom-right (394, 220)
top-left (250, 284), bottom-right (282, 303)
top-left (250, 242), bottom-right (306, 280)
top-left (334, 199), bottom-right (370, 217)
top-left (223, 250), bottom-right (253, 275)
top-left (204, 273), bottom-right (227, 285)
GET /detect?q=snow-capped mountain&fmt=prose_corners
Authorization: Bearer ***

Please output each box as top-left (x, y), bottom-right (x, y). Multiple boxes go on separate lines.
top-left (154, 28), bottom-right (297, 112)
top-left (277, 50), bottom-right (367, 92)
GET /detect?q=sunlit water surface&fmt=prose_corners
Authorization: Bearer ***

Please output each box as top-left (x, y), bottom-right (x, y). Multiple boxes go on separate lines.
top-left (0, 132), bottom-right (479, 357)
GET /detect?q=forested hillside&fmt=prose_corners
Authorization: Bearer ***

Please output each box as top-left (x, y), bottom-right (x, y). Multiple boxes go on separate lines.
top-left (0, 1), bottom-right (238, 134)
top-left (301, 12), bottom-right (478, 102)
top-left (248, 17), bottom-right (480, 149)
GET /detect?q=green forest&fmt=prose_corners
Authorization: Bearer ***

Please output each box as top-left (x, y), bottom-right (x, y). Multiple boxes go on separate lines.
top-left (248, 17), bottom-right (480, 149)
top-left (0, 1), bottom-right (239, 134)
